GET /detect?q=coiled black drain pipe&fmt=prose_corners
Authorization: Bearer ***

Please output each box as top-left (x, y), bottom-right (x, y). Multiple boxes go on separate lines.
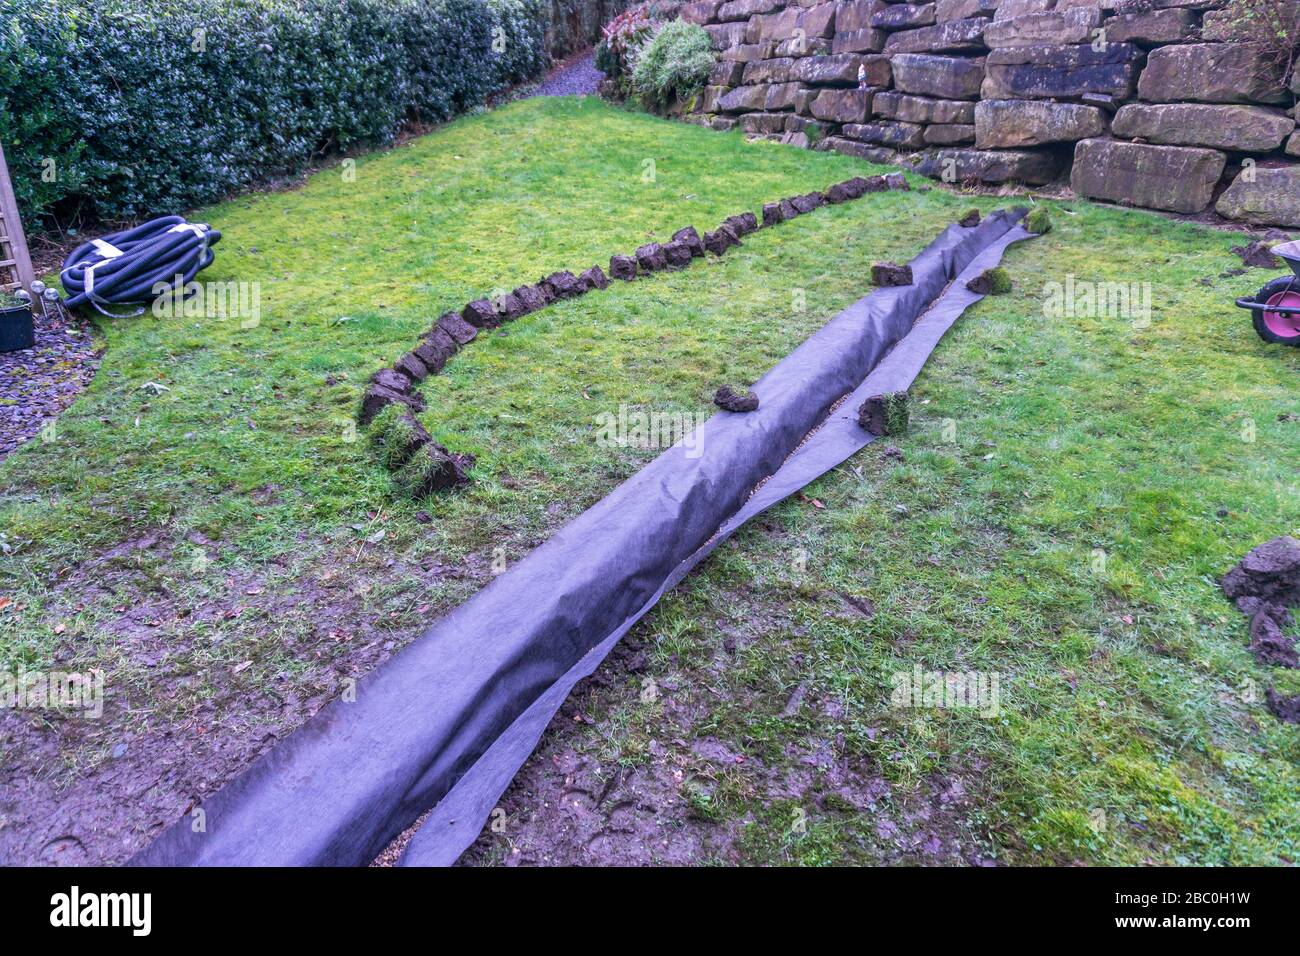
top-left (60, 216), bottom-right (221, 315)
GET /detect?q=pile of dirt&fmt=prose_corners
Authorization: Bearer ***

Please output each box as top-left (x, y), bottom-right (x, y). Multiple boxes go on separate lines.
top-left (1222, 535), bottom-right (1300, 722)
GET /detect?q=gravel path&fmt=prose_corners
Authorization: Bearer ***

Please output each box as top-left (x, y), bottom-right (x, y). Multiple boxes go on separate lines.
top-left (533, 52), bottom-right (604, 97)
top-left (0, 305), bottom-right (101, 460)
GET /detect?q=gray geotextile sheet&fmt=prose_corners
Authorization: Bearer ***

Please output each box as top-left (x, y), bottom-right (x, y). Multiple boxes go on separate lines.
top-left (129, 208), bottom-right (1033, 867)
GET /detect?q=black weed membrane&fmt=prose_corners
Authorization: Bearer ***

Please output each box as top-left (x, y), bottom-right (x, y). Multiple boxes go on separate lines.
top-left (130, 209), bottom-right (1036, 867)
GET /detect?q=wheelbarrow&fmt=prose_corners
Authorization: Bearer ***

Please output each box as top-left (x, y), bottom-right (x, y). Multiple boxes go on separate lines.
top-left (1236, 239), bottom-right (1300, 346)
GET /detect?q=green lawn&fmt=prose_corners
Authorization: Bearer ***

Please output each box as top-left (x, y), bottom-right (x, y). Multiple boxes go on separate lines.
top-left (2, 96), bottom-right (1298, 865)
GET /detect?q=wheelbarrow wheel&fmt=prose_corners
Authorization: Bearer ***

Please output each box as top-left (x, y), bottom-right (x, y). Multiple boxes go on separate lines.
top-left (1251, 276), bottom-right (1300, 346)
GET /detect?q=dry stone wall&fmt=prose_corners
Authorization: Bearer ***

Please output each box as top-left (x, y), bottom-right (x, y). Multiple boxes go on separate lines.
top-left (680, 0), bottom-right (1300, 226)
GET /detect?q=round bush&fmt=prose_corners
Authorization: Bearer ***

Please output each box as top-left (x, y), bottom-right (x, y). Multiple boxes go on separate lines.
top-left (630, 20), bottom-right (713, 109)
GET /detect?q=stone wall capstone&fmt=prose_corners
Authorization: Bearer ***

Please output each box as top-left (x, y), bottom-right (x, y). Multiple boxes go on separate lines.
top-left (683, 0), bottom-right (1300, 226)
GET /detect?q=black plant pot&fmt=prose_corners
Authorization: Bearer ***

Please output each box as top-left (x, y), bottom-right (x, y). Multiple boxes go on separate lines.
top-left (0, 302), bottom-right (35, 352)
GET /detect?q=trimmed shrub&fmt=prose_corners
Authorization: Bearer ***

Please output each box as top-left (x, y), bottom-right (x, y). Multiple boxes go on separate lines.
top-left (0, 0), bottom-right (557, 227)
top-left (630, 20), bottom-right (713, 108)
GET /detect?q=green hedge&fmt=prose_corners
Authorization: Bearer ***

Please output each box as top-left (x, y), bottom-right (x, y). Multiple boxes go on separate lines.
top-left (0, 0), bottom-right (553, 226)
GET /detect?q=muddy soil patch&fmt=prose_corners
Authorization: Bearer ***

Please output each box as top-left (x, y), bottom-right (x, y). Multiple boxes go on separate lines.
top-left (1223, 536), bottom-right (1300, 670)
top-left (0, 534), bottom-right (486, 865)
top-left (448, 619), bottom-right (995, 867)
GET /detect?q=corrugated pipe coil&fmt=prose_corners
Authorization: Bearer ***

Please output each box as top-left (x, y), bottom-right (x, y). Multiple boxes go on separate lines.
top-left (60, 216), bottom-right (221, 316)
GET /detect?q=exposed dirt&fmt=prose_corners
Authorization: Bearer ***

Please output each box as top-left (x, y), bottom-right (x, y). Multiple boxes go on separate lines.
top-left (1232, 239), bottom-right (1284, 270)
top-left (1266, 688), bottom-right (1300, 724)
top-left (444, 631), bottom-right (995, 867)
top-left (1249, 608), bottom-right (1299, 668)
top-left (0, 532), bottom-right (486, 866)
top-left (1222, 536), bottom-right (1300, 731)
top-left (1222, 535), bottom-right (1300, 670)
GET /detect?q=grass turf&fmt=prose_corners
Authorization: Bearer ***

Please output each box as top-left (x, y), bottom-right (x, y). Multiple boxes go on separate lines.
top-left (1, 95), bottom-right (1298, 865)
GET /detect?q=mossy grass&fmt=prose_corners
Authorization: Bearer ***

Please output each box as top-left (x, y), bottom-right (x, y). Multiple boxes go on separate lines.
top-left (882, 391), bottom-right (909, 435)
top-left (1025, 205), bottom-right (1052, 235)
top-left (983, 266), bottom-right (1012, 295)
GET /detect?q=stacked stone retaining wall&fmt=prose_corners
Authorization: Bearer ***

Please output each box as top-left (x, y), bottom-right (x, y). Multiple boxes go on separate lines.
top-left (676, 0), bottom-right (1300, 225)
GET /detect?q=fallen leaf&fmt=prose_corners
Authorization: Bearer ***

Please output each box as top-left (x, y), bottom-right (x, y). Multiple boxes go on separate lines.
top-left (53, 623), bottom-right (66, 634)
top-left (232, 660), bottom-right (253, 674)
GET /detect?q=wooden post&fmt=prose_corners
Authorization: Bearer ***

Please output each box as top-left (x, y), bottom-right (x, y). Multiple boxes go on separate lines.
top-left (0, 141), bottom-right (36, 296)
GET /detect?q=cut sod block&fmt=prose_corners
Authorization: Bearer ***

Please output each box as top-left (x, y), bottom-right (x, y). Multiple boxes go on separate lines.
top-left (672, 226), bottom-right (705, 256)
top-left (871, 262), bottom-right (913, 287)
top-left (609, 254), bottom-right (637, 280)
top-left (359, 382), bottom-right (424, 426)
top-left (580, 265), bottom-right (610, 290)
top-left (965, 266), bottom-right (1011, 295)
top-left (462, 298), bottom-right (498, 328)
top-left (858, 391), bottom-right (909, 437)
top-left (511, 284), bottom-right (548, 314)
top-left (394, 352), bottom-right (429, 384)
top-left (393, 442), bottom-right (472, 498)
top-left (436, 311), bottom-right (478, 345)
top-left (369, 404), bottom-right (431, 471)
top-left (1025, 206), bottom-right (1052, 234)
top-left (664, 239), bottom-right (693, 270)
top-left (714, 384), bottom-right (759, 412)
top-left (635, 243), bottom-right (668, 272)
top-left (415, 327), bottom-right (458, 375)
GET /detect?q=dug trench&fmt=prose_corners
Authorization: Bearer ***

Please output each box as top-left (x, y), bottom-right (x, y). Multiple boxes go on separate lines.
top-left (456, 602), bottom-right (995, 867)
top-left (0, 154), bottom-right (948, 866)
top-left (0, 202), bottom-right (994, 867)
top-left (122, 211), bottom-right (1033, 867)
